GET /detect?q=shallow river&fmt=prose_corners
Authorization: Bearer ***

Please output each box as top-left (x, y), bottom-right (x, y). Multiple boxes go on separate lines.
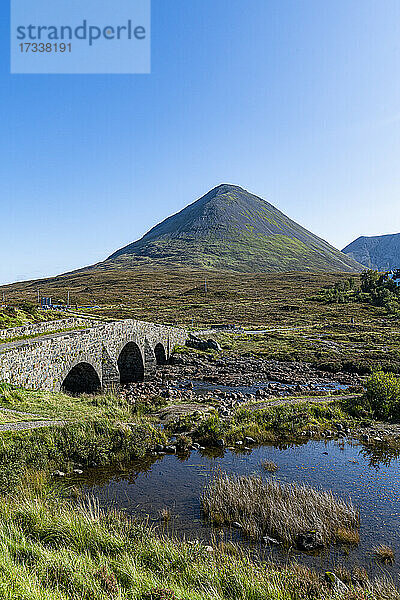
top-left (67, 437), bottom-right (400, 580)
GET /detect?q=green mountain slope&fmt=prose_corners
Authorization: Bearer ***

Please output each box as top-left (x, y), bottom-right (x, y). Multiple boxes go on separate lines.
top-left (106, 184), bottom-right (362, 273)
top-left (343, 233), bottom-right (400, 271)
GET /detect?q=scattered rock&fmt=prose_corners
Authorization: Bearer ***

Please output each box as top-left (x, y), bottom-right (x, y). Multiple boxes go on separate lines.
top-left (186, 335), bottom-right (221, 352)
top-left (165, 445), bottom-right (177, 453)
top-left (325, 572), bottom-right (349, 594)
top-left (263, 535), bottom-right (281, 545)
top-left (53, 470), bottom-right (65, 477)
top-left (245, 436), bottom-right (256, 444)
top-left (296, 530), bottom-right (324, 551)
top-left (207, 339), bottom-right (222, 351)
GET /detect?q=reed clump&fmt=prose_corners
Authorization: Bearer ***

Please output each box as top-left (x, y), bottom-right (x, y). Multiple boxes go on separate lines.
top-left (202, 473), bottom-right (359, 547)
top-left (262, 460), bottom-right (279, 472)
top-left (160, 507), bottom-right (172, 523)
top-left (336, 527), bottom-right (360, 545)
top-left (374, 544), bottom-right (395, 565)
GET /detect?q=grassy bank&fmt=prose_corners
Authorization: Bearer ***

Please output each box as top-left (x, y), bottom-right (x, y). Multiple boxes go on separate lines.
top-left (0, 383), bottom-right (132, 421)
top-left (189, 399), bottom-right (362, 448)
top-left (0, 407), bottom-right (165, 495)
top-left (185, 371), bottom-right (400, 447)
top-left (0, 382), bottom-right (363, 448)
top-left (0, 480), bottom-right (397, 600)
top-left (0, 302), bottom-right (65, 330)
top-left (0, 383), bottom-right (168, 495)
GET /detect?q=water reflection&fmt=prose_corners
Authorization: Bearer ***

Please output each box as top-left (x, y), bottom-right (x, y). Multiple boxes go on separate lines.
top-left (66, 438), bottom-right (400, 577)
top-left (359, 438), bottom-right (400, 469)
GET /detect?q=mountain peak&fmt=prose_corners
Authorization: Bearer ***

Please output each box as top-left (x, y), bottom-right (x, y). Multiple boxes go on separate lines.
top-left (106, 185), bottom-right (363, 273)
top-left (209, 183), bottom-right (248, 195)
top-left (343, 233), bottom-right (400, 270)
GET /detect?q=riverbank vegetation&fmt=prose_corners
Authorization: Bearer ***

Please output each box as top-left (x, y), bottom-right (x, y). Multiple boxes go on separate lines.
top-left (374, 544), bottom-right (396, 566)
top-left (0, 383), bottom-right (131, 421)
top-left (192, 399), bottom-right (360, 447)
top-left (0, 417), bottom-right (165, 494)
top-left (363, 371), bottom-right (400, 421)
top-left (0, 477), bottom-right (396, 600)
top-left (0, 381), bottom-right (362, 448)
top-left (2, 367), bottom-right (399, 458)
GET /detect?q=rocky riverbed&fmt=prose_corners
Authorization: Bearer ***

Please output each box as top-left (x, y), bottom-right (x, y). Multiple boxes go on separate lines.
top-left (121, 352), bottom-right (363, 412)
top-left (166, 352), bottom-right (363, 387)
top-left (118, 352), bottom-right (400, 453)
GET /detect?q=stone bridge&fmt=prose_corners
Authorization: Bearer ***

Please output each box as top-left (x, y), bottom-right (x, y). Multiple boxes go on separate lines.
top-left (0, 319), bottom-right (187, 394)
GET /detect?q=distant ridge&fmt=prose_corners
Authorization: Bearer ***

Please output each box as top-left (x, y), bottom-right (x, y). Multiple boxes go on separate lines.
top-left (106, 184), bottom-right (363, 273)
top-left (343, 233), bottom-right (400, 271)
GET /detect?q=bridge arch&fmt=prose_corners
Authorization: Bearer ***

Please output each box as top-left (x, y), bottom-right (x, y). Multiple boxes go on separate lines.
top-left (154, 343), bottom-right (167, 365)
top-left (118, 342), bottom-right (145, 384)
top-left (62, 362), bottom-right (102, 395)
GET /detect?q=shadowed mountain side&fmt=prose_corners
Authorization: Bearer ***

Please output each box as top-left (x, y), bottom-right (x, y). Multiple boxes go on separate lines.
top-left (343, 233), bottom-right (400, 271)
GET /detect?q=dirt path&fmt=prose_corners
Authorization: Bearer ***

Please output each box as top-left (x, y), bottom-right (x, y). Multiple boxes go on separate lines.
top-left (0, 407), bottom-right (64, 431)
top-left (0, 419), bottom-right (65, 432)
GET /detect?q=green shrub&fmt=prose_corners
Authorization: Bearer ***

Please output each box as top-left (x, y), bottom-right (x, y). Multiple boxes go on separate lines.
top-left (195, 414), bottom-right (223, 445)
top-left (365, 371), bottom-right (400, 420)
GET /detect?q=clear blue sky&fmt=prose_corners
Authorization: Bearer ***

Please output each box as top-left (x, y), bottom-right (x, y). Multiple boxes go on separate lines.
top-left (1, 0), bottom-right (400, 284)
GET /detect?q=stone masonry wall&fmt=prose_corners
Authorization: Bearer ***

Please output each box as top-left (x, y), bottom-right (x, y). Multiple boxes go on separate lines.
top-left (0, 320), bottom-right (187, 392)
top-left (0, 318), bottom-right (100, 341)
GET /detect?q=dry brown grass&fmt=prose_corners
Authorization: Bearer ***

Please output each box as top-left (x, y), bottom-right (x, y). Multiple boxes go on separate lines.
top-left (0, 267), bottom-right (355, 328)
top-left (262, 459), bottom-right (279, 472)
top-left (374, 544), bottom-right (395, 565)
top-left (159, 507), bottom-right (172, 523)
top-left (336, 527), bottom-right (360, 545)
top-left (202, 473), bottom-right (359, 547)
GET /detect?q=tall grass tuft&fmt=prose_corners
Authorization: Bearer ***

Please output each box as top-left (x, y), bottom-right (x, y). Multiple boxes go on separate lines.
top-left (262, 460), bottom-right (279, 473)
top-left (202, 472), bottom-right (359, 547)
top-left (374, 544), bottom-right (395, 565)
